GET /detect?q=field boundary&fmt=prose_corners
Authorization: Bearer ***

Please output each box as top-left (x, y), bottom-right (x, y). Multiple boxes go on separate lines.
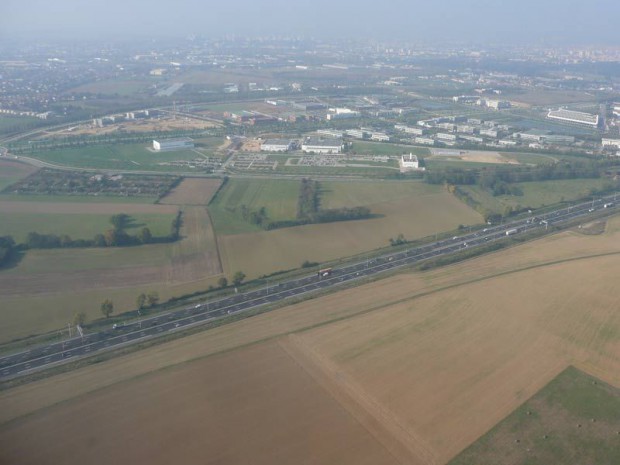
top-left (279, 334), bottom-right (437, 465)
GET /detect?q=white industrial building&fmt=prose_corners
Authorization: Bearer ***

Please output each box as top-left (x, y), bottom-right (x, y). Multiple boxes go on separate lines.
top-left (316, 129), bottom-right (343, 138)
top-left (260, 139), bottom-right (294, 152)
top-left (547, 109), bottom-right (599, 127)
top-left (415, 137), bottom-right (435, 146)
top-left (484, 99), bottom-right (511, 110)
top-left (152, 138), bottom-right (194, 151)
top-left (301, 137), bottom-right (343, 154)
top-left (395, 124), bottom-right (424, 136)
top-left (602, 138), bottom-right (620, 148)
top-left (399, 153), bottom-right (425, 172)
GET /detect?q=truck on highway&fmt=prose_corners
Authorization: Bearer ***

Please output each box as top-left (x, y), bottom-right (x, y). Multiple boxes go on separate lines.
top-left (317, 268), bottom-right (333, 277)
top-left (505, 228), bottom-right (518, 236)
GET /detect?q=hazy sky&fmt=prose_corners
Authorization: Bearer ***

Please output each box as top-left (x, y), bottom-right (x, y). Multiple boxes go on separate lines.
top-left (1, 0), bottom-right (618, 45)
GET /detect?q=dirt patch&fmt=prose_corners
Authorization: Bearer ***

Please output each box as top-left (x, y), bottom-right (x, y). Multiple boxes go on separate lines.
top-left (159, 178), bottom-right (222, 205)
top-left (239, 138), bottom-right (262, 151)
top-left (575, 220), bottom-right (607, 235)
top-left (0, 342), bottom-right (399, 465)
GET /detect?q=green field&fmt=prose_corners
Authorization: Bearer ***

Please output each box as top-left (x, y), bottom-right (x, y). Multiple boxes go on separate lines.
top-left (320, 179), bottom-right (445, 209)
top-left (66, 79), bottom-right (152, 97)
top-left (0, 212), bottom-right (175, 243)
top-left (0, 193), bottom-right (158, 203)
top-left (349, 141), bottom-right (430, 156)
top-left (23, 143), bottom-right (216, 171)
top-left (0, 116), bottom-right (43, 136)
top-left (459, 178), bottom-right (612, 213)
top-left (449, 366), bottom-right (620, 465)
top-left (209, 178), bottom-right (300, 234)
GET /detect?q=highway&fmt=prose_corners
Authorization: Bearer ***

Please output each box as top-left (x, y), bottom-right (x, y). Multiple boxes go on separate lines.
top-left (1, 193), bottom-right (619, 381)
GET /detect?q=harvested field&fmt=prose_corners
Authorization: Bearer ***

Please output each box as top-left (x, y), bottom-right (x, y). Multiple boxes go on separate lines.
top-left (159, 177), bottom-right (222, 205)
top-left (293, 252), bottom-right (620, 463)
top-left (0, 342), bottom-right (398, 465)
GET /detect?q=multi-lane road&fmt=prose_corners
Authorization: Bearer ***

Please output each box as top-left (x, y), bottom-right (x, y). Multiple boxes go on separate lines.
top-left (1, 194), bottom-right (619, 381)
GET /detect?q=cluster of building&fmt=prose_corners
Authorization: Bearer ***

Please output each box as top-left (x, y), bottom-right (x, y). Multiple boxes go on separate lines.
top-left (452, 95), bottom-right (512, 110)
top-left (93, 109), bottom-right (158, 127)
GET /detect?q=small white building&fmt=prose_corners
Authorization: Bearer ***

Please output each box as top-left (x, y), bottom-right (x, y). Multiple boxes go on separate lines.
top-left (152, 138), bottom-right (194, 152)
top-left (399, 153), bottom-right (425, 172)
top-left (602, 138), bottom-right (620, 149)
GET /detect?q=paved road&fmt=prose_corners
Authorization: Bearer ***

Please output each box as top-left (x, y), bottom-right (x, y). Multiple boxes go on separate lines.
top-left (1, 194), bottom-right (618, 381)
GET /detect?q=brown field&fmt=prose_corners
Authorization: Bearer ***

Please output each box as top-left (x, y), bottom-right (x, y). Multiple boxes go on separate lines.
top-left (220, 193), bottom-right (482, 277)
top-left (159, 178), bottom-right (222, 205)
top-left (2, 217), bottom-right (620, 464)
top-left (0, 342), bottom-right (398, 465)
top-left (40, 116), bottom-right (220, 139)
top-left (428, 150), bottom-right (519, 164)
top-left (0, 201), bottom-right (178, 215)
top-left (239, 138), bottom-right (262, 151)
top-left (0, 159), bottom-right (38, 187)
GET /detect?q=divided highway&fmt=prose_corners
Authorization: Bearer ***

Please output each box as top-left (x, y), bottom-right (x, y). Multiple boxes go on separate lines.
top-left (1, 194), bottom-right (618, 381)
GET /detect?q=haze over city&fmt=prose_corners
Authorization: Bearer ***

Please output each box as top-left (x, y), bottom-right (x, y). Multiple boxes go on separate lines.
top-left (2, 0), bottom-right (619, 44)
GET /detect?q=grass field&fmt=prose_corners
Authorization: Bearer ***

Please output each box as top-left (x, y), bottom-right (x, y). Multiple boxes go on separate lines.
top-left (0, 116), bottom-right (42, 136)
top-left (0, 212), bottom-right (176, 242)
top-left (23, 142), bottom-right (220, 171)
top-left (0, 159), bottom-right (38, 191)
top-left (459, 178), bottom-right (611, 213)
top-left (209, 178), bottom-right (300, 234)
top-left (219, 181), bottom-right (481, 277)
top-left (0, 206), bottom-right (222, 342)
top-left (449, 366), bottom-right (620, 465)
top-left (2, 216), bottom-right (620, 464)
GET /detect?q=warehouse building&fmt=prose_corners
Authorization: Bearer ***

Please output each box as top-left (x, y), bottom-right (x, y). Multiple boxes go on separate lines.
top-left (301, 137), bottom-right (343, 154)
top-left (547, 109), bottom-right (599, 127)
top-left (260, 139), bottom-right (294, 152)
top-left (152, 138), bottom-right (194, 152)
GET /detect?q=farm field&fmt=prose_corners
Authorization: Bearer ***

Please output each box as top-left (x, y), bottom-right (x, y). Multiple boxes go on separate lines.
top-left (209, 178), bottom-right (300, 234)
top-left (0, 159), bottom-right (38, 191)
top-left (159, 177), bottom-right (222, 205)
top-left (65, 79), bottom-right (153, 97)
top-left (219, 181), bottom-right (481, 277)
top-left (449, 366), bottom-right (620, 465)
top-left (0, 342), bottom-right (398, 465)
top-left (459, 178), bottom-right (611, 213)
top-left (2, 216), bottom-right (620, 464)
top-left (22, 143), bottom-right (218, 171)
top-left (0, 206), bottom-right (222, 343)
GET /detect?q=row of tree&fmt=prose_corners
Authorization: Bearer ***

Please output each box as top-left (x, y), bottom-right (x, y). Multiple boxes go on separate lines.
top-left (23, 212), bottom-right (182, 250)
top-left (0, 236), bottom-right (16, 267)
top-left (425, 160), bottom-right (602, 190)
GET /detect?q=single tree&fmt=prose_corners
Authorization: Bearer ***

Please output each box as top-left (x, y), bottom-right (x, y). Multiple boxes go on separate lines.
top-left (218, 277), bottom-right (228, 288)
top-left (100, 299), bottom-right (114, 319)
top-left (232, 271), bottom-right (246, 287)
top-left (139, 227), bottom-right (152, 244)
top-left (73, 311), bottom-right (87, 326)
top-left (136, 293), bottom-right (147, 310)
top-left (147, 291), bottom-right (159, 307)
top-left (110, 213), bottom-right (130, 231)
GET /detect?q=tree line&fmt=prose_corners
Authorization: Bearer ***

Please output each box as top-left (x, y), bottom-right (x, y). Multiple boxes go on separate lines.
top-left (19, 212), bottom-right (183, 251)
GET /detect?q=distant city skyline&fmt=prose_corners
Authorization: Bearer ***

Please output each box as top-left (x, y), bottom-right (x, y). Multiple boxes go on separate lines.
top-left (1, 0), bottom-right (619, 46)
